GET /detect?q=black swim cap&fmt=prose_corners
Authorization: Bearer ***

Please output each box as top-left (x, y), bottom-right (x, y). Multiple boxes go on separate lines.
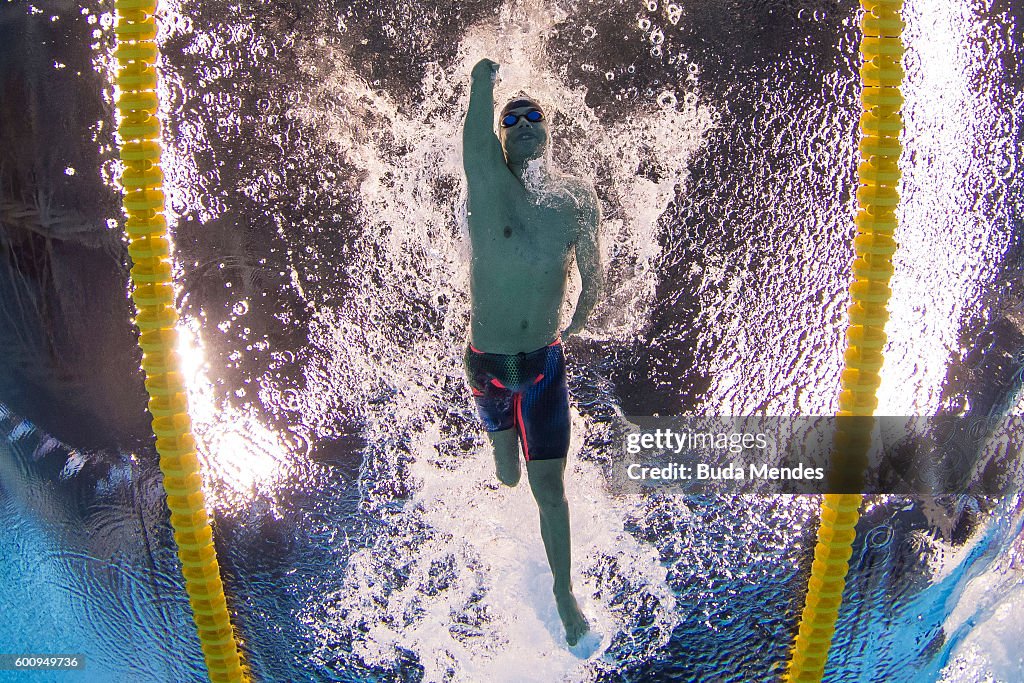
top-left (501, 97), bottom-right (544, 117)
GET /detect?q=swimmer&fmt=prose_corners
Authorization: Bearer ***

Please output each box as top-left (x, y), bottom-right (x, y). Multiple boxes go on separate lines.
top-left (461, 57), bottom-right (603, 647)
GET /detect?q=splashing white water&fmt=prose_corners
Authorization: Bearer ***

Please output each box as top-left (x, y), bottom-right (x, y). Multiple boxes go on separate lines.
top-left (286, 0), bottom-right (715, 678)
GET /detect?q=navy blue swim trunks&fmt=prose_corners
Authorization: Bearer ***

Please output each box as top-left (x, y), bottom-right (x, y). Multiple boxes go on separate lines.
top-left (464, 338), bottom-right (570, 461)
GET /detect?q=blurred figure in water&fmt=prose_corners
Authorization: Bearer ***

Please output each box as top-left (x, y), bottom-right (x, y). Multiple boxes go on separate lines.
top-left (460, 57), bottom-right (602, 646)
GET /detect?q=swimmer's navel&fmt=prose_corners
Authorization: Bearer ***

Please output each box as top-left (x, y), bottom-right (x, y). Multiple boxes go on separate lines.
top-left (503, 226), bottom-right (512, 238)
top-left (520, 320), bottom-right (529, 330)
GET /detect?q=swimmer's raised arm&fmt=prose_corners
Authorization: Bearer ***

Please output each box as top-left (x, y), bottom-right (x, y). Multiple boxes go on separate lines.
top-left (463, 58), bottom-right (507, 176)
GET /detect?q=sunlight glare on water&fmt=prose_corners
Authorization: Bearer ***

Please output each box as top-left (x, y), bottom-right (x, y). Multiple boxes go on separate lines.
top-left (876, 0), bottom-right (1019, 415)
top-left (175, 324), bottom-right (296, 512)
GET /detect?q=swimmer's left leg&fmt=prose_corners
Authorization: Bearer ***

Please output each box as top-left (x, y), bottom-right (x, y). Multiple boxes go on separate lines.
top-left (526, 457), bottom-right (589, 646)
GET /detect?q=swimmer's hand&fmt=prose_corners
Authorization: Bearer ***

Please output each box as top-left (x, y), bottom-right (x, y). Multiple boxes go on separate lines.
top-left (471, 58), bottom-right (499, 84)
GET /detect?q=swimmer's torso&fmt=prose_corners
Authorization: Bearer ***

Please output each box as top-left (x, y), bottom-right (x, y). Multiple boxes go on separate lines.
top-left (467, 170), bottom-right (583, 354)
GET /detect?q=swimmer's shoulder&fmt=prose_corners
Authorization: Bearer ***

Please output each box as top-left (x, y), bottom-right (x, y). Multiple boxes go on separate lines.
top-left (558, 176), bottom-right (599, 229)
top-left (558, 175), bottom-right (597, 207)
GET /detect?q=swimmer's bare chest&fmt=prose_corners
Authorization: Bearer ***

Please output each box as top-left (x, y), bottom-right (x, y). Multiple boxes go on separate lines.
top-left (466, 177), bottom-right (581, 348)
top-left (475, 205), bottom-right (574, 269)
top-left (469, 183), bottom-right (578, 281)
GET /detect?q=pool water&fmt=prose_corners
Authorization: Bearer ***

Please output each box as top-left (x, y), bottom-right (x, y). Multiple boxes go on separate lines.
top-left (1, 0), bottom-right (1022, 680)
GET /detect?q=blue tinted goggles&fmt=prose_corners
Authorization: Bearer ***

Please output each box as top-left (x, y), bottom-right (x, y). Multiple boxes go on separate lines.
top-left (500, 109), bottom-right (544, 128)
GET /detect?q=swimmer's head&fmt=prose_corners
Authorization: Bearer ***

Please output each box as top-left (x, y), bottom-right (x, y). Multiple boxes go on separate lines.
top-left (500, 97), bottom-right (544, 120)
top-left (499, 96), bottom-right (548, 164)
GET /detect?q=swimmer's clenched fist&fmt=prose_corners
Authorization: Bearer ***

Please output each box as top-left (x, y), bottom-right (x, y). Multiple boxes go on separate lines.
top-left (471, 57), bottom-right (499, 84)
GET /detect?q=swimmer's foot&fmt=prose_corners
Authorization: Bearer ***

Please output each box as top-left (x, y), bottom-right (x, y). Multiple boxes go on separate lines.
top-left (554, 588), bottom-right (590, 646)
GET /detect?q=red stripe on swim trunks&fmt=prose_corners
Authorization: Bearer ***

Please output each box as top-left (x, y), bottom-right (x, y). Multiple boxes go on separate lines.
top-left (514, 393), bottom-right (530, 461)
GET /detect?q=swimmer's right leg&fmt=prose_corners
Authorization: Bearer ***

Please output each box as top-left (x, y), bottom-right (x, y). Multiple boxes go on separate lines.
top-left (486, 428), bottom-right (521, 486)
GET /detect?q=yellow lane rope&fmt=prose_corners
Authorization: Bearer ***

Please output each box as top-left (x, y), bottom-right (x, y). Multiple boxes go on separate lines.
top-left (785, 0), bottom-right (905, 680)
top-left (112, 1), bottom-right (250, 680)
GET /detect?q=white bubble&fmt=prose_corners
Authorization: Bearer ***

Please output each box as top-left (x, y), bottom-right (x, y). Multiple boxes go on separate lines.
top-left (282, 389), bottom-right (300, 411)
